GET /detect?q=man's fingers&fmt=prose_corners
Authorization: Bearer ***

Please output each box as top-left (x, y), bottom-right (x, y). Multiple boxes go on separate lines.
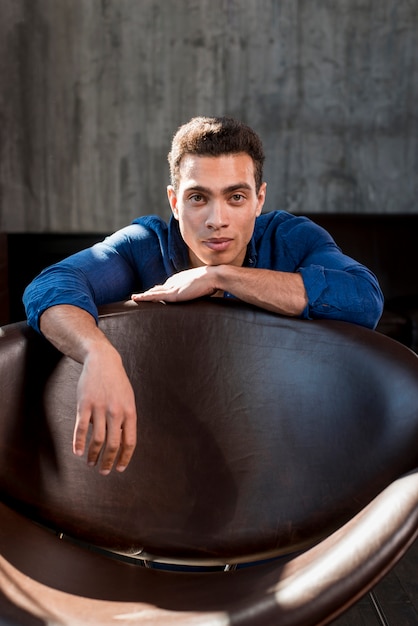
top-left (96, 434), bottom-right (120, 476)
top-left (74, 406), bottom-right (137, 476)
top-left (132, 286), bottom-right (169, 301)
top-left (116, 414), bottom-right (137, 472)
top-left (87, 411), bottom-right (107, 469)
top-left (73, 407), bottom-right (91, 457)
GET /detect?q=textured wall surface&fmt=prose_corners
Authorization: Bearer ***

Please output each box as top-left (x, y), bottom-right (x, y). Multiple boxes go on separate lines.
top-left (0, 0), bottom-right (417, 232)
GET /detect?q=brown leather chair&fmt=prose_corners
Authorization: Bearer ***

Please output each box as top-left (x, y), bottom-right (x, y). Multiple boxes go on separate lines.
top-left (0, 299), bottom-right (417, 626)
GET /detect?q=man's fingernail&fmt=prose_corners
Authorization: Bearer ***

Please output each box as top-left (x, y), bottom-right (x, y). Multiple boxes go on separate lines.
top-left (117, 465), bottom-right (127, 473)
top-left (100, 468), bottom-right (111, 476)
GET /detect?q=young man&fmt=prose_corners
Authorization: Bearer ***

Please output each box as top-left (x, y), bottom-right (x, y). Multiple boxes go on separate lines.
top-left (23, 116), bottom-right (384, 476)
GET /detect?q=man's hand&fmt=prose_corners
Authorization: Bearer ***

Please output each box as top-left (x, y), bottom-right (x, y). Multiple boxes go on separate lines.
top-left (132, 266), bottom-right (217, 303)
top-left (74, 344), bottom-right (137, 475)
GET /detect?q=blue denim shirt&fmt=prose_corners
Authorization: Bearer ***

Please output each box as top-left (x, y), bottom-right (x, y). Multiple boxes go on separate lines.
top-left (23, 211), bottom-right (384, 332)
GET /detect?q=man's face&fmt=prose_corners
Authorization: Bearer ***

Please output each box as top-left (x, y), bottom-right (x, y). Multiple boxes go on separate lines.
top-left (167, 153), bottom-right (266, 268)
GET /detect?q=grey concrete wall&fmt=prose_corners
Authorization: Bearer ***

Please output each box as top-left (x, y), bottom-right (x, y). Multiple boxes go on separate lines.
top-left (0, 0), bottom-right (417, 232)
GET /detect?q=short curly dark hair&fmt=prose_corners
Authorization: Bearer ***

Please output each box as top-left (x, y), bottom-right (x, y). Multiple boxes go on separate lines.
top-left (168, 116), bottom-right (265, 191)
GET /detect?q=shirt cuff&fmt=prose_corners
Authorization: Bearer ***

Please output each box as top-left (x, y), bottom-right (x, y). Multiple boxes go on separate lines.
top-left (297, 265), bottom-right (328, 320)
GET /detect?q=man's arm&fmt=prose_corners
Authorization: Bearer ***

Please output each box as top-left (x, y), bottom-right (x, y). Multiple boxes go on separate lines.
top-left (40, 305), bottom-right (137, 475)
top-left (132, 258), bottom-right (383, 329)
top-left (131, 265), bottom-right (308, 316)
top-left (214, 265), bottom-right (308, 315)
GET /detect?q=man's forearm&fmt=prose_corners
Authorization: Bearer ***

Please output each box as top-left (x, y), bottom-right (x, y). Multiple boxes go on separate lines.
top-left (39, 305), bottom-right (115, 364)
top-left (212, 265), bottom-right (308, 316)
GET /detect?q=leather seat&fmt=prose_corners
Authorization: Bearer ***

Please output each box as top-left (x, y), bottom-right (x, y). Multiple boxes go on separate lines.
top-left (0, 299), bottom-right (417, 625)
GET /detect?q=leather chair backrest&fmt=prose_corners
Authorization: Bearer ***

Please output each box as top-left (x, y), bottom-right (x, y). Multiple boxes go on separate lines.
top-left (0, 300), bottom-right (417, 563)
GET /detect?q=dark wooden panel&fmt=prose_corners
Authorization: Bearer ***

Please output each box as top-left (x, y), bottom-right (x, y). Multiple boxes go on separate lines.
top-left (332, 594), bottom-right (381, 625)
top-left (372, 539), bottom-right (418, 625)
top-left (397, 539), bottom-right (418, 612)
top-left (332, 539), bottom-right (418, 625)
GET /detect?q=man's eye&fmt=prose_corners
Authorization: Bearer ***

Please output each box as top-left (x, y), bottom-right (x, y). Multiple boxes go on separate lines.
top-left (231, 194), bottom-right (244, 202)
top-left (190, 194), bottom-right (204, 203)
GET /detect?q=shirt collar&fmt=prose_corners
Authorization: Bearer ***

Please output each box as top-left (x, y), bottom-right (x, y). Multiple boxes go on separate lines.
top-left (244, 234), bottom-right (257, 266)
top-left (168, 217), bottom-right (190, 272)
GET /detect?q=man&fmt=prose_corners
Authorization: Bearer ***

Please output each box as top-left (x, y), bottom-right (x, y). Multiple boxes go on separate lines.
top-left (23, 116), bottom-right (384, 476)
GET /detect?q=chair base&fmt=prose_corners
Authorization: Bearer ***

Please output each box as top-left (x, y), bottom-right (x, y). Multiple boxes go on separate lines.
top-left (0, 471), bottom-right (417, 626)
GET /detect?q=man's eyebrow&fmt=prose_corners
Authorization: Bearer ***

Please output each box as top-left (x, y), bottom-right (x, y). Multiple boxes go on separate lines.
top-left (223, 183), bottom-right (253, 194)
top-left (184, 185), bottom-right (211, 194)
top-left (185, 183), bottom-right (253, 194)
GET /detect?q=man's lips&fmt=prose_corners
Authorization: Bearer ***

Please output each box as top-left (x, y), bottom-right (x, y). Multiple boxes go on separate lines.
top-left (203, 238), bottom-right (233, 252)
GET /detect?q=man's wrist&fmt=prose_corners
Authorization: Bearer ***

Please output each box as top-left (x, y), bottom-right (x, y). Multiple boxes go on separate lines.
top-left (206, 264), bottom-right (231, 293)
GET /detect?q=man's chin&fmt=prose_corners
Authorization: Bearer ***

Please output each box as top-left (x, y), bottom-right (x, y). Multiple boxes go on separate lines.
top-left (190, 252), bottom-right (227, 268)
top-left (207, 251), bottom-right (245, 267)
top-left (201, 256), bottom-right (231, 267)
top-left (189, 247), bottom-right (243, 268)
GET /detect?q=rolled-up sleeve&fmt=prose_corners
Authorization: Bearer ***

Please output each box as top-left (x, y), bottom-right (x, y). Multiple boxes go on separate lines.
top-left (22, 225), bottom-right (150, 333)
top-left (24, 265), bottom-right (99, 333)
top-left (276, 216), bottom-right (384, 329)
top-left (298, 263), bottom-right (384, 329)
top-left (23, 245), bottom-right (138, 333)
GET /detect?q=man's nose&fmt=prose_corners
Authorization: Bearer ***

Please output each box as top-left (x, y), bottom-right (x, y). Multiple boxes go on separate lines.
top-left (205, 201), bottom-right (229, 229)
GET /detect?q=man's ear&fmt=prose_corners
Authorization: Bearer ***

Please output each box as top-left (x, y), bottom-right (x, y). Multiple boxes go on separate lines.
top-left (256, 182), bottom-right (267, 217)
top-left (167, 186), bottom-right (179, 220)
